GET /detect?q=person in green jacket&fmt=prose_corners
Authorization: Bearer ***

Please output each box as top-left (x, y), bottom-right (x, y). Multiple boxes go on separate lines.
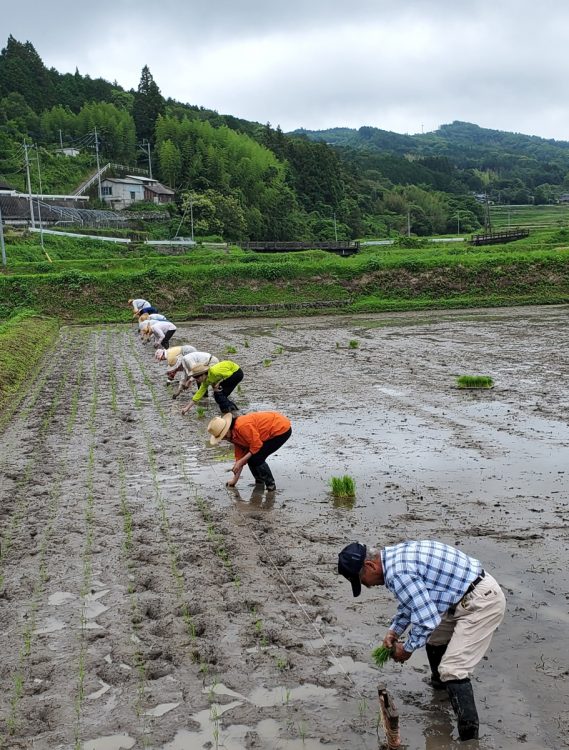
top-left (181, 360), bottom-right (243, 415)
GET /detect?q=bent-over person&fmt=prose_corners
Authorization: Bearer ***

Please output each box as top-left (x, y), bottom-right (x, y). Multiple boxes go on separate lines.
top-left (207, 411), bottom-right (292, 491)
top-left (338, 539), bottom-right (506, 742)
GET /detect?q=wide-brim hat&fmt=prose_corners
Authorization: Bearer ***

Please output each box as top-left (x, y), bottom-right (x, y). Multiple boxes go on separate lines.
top-left (191, 363), bottom-right (210, 377)
top-left (167, 349), bottom-right (181, 367)
top-left (338, 542), bottom-right (367, 597)
top-left (208, 414), bottom-right (232, 445)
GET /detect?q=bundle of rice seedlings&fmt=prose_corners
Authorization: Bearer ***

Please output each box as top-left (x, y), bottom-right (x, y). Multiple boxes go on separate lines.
top-left (457, 375), bottom-right (494, 389)
top-left (330, 475), bottom-right (356, 498)
top-left (372, 645), bottom-right (394, 667)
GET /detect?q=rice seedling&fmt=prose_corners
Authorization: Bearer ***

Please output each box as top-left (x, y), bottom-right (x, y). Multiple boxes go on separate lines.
top-left (456, 375), bottom-right (494, 389)
top-left (263, 358), bottom-right (272, 367)
top-left (371, 645), bottom-right (394, 667)
top-left (336, 342), bottom-right (340, 349)
top-left (225, 345), bottom-right (237, 354)
top-left (274, 345), bottom-right (284, 355)
top-left (196, 406), bottom-right (206, 418)
top-left (329, 475), bottom-right (356, 498)
top-left (349, 339), bottom-right (359, 349)
top-left (244, 339), bottom-right (250, 348)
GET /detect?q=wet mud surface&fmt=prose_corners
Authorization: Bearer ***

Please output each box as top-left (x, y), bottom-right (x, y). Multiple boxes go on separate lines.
top-left (1, 305), bottom-right (568, 749)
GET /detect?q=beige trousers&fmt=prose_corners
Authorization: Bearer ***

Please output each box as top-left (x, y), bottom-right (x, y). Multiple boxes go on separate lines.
top-left (428, 572), bottom-right (506, 681)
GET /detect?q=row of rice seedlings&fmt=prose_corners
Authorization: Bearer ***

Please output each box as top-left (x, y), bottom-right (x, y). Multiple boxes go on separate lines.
top-left (0, 342), bottom-right (81, 586)
top-left (5, 471), bottom-right (63, 735)
top-left (128, 335), bottom-right (166, 423)
top-left (330, 475), bottom-right (356, 498)
top-left (117, 460), bottom-right (152, 738)
top-left (0, 460), bottom-right (34, 588)
top-left (104, 330), bottom-right (119, 416)
top-left (119, 346), bottom-right (200, 650)
top-left (145, 443), bottom-right (198, 648)
top-left (66, 360), bottom-right (86, 434)
top-left (456, 374), bottom-right (494, 389)
top-left (123, 362), bottom-right (142, 408)
top-left (74, 363), bottom-right (99, 749)
top-left (195, 496), bottom-right (240, 588)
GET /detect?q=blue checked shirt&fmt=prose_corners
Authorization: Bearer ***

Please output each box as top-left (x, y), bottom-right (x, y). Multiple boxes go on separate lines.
top-left (382, 541), bottom-right (482, 652)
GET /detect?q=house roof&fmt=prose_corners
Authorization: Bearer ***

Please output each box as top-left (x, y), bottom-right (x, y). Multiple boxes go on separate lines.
top-left (101, 178), bottom-right (145, 186)
top-left (145, 182), bottom-right (175, 196)
top-left (0, 180), bottom-right (16, 192)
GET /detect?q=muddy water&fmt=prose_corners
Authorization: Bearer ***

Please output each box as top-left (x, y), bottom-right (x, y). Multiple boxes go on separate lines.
top-left (1, 305), bottom-right (568, 749)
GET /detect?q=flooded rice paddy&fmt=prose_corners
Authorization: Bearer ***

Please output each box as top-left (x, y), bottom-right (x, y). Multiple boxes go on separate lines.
top-left (1, 305), bottom-right (568, 749)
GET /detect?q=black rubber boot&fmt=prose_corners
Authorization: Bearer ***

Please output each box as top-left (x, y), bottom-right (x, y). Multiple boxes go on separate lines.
top-left (425, 643), bottom-right (448, 689)
top-left (248, 464), bottom-right (265, 486)
top-left (253, 462), bottom-right (276, 491)
top-left (213, 390), bottom-right (238, 414)
top-left (445, 679), bottom-right (479, 741)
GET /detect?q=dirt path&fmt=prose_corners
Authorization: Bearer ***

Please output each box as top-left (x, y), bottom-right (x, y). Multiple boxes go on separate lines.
top-left (1, 305), bottom-right (568, 750)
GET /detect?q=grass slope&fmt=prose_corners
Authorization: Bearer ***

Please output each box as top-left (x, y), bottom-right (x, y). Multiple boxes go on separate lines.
top-left (0, 310), bottom-right (60, 429)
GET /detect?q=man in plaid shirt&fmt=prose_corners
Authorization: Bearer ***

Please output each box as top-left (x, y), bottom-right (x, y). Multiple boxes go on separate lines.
top-left (338, 540), bottom-right (506, 741)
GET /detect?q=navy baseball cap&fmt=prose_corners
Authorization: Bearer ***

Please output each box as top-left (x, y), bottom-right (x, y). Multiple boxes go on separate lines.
top-left (338, 542), bottom-right (367, 597)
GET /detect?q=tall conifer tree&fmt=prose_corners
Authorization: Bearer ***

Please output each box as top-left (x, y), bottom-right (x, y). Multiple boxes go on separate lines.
top-left (132, 65), bottom-right (164, 144)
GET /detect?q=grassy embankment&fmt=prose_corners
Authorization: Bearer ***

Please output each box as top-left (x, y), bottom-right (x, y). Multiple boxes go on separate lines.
top-left (0, 310), bottom-right (60, 429)
top-left (1, 229), bottom-right (569, 324)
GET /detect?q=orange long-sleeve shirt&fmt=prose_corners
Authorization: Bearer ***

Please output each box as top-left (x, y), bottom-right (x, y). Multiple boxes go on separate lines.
top-left (231, 412), bottom-right (291, 459)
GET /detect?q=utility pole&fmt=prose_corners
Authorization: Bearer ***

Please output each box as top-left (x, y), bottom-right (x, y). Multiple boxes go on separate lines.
top-left (94, 127), bottom-right (102, 201)
top-left (59, 129), bottom-right (64, 151)
top-left (457, 210), bottom-right (460, 236)
top-left (333, 211), bottom-right (338, 241)
top-left (189, 196), bottom-right (194, 241)
top-left (407, 208), bottom-right (411, 237)
top-left (23, 140), bottom-right (35, 228)
top-left (35, 146), bottom-right (45, 252)
top-left (142, 139), bottom-right (153, 179)
top-left (0, 203), bottom-right (6, 268)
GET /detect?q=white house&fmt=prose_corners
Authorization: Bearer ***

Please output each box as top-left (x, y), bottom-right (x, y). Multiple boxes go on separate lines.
top-left (100, 176), bottom-right (174, 209)
top-left (56, 148), bottom-right (81, 157)
top-left (100, 178), bottom-right (145, 209)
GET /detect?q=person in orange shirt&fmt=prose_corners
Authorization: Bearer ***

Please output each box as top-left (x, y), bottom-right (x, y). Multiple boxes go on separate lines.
top-left (207, 411), bottom-right (292, 492)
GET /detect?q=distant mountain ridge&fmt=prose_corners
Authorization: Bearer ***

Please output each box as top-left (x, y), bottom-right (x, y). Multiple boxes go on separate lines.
top-left (292, 121), bottom-right (569, 167)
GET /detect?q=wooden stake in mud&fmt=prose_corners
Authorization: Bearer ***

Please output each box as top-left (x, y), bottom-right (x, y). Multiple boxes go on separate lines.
top-left (377, 684), bottom-right (401, 749)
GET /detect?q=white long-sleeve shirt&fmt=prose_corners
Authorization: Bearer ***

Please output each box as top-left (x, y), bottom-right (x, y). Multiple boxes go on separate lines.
top-left (181, 351), bottom-right (219, 376)
top-left (149, 320), bottom-right (176, 344)
top-left (132, 298), bottom-right (150, 311)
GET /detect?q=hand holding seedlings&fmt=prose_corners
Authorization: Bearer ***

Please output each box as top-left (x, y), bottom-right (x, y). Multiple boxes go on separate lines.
top-left (392, 643), bottom-right (412, 663)
top-left (383, 629), bottom-right (399, 649)
top-left (372, 645), bottom-right (394, 667)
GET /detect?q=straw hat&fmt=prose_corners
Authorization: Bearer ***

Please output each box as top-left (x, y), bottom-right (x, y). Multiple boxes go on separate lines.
top-left (191, 362), bottom-right (210, 378)
top-left (167, 349), bottom-right (182, 367)
top-left (139, 313), bottom-right (149, 322)
top-left (207, 414), bottom-right (233, 445)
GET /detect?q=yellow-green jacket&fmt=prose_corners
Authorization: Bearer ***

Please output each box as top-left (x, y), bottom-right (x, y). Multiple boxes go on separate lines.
top-left (192, 361), bottom-right (240, 402)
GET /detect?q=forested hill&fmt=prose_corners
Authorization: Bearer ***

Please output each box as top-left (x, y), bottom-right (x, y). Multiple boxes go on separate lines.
top-left (294, 122), bottom-right (569, 203)
top-left (295, 122), bottom-right (569, 165)
top-left (2, 33), bottom-right (569, 241)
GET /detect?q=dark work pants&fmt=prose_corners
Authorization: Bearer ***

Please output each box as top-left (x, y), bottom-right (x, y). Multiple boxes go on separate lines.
top-left (161, 330), bottom-right (175, 349)
top-left (248, 427), bottom-right (292, 485)
top-left (214, 368), bottom-right (244, 413)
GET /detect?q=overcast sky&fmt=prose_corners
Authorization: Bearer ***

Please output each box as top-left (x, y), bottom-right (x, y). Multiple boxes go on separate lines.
top-left (5, 0), bottom-right (569, 141)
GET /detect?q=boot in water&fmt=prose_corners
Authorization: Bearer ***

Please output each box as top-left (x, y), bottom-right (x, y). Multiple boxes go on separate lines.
top-left (445, 678), bottom-right (479, 741)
